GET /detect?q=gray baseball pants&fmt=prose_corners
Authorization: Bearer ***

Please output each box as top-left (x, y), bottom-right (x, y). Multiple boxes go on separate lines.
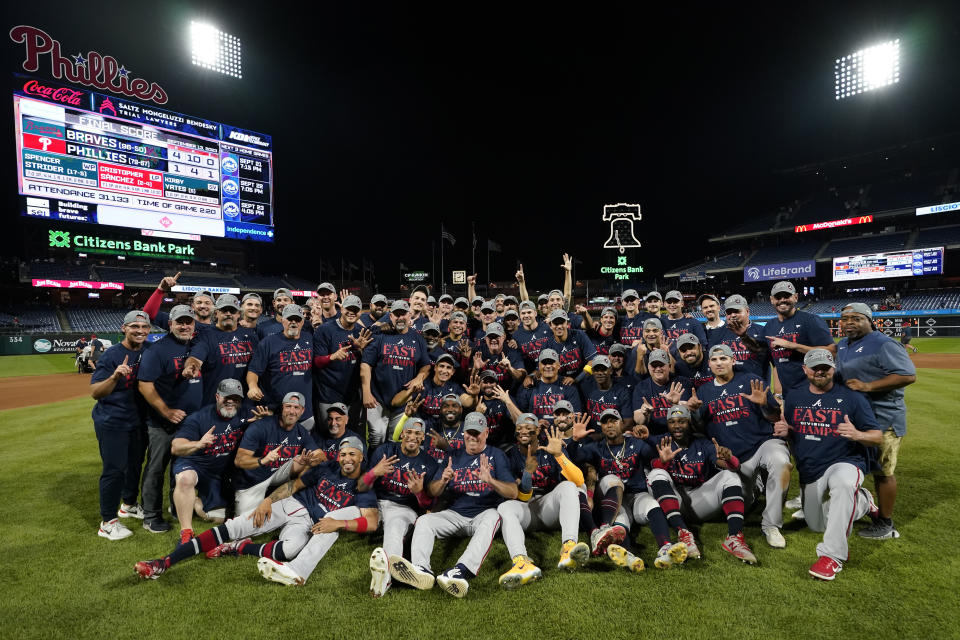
top-left (599, 474), bottom-right (659, 530)
top-left (739, 438), bottom-right (791, 529)
top-left (497, 480), bottom-right (580, 558)
top-left (233, 459), bottom-right (296, 514)
top-left (647, 468), bottom-right (744, 521)
top-left (802, 462), bottom-right (874, 563)
top-left (410, 508), bottom-right (501, 575)
top-left (378, 499), bottom-right (418, 559)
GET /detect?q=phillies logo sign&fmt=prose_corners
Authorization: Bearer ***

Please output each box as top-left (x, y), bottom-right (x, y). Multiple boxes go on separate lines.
top-left (10, 25), bottom-right (168, 104)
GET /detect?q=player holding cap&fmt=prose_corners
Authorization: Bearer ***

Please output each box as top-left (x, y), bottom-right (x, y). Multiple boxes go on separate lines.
top-left (763, 281), bottom-right (835, 398)
top-left (773, 349), bottom-right (884, 580)
top-left (389, 412), bottom-right (518, 598)
top-left (646, 405), bottom-right (756, 565)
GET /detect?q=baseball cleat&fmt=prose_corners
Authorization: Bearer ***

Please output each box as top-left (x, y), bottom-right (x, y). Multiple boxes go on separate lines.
top-left (388, 555), bottom-right (435, 590)
top-left (607, 544), bottom-right (644, 572)
top-left (179, 529), bottom-right (194, 545)
top-left (677, 528), bottom-right (701, 559)
top-left (98, 519), bottom-right (133, 541)
top-left (257, 557), bottom-right (305, 586)
top-left (785, 496), bottom-right (802, 511)
top-left (205, 537), bottom-right (250, 559)
top-left (791, 509), bottom-right (806, 521)
top-left (722, 533), bottom-right (758, 565)
top-left (809, 556), bottom-right (843, 581)
top-left (762, 526), bottom-right (786, 549)
top-left (437, 567), bottom-right (469, 598)
top-left (590, 524), bottom-right (626, 556)
top-left (654, 542), bottom-right (687, 569)
top-left (558, 540), bottom-right (590, 570)
top-left (369, 547), bottom-right (391, 598)
top-left (134, 559), bottom-right (166, 580)
top-left (499, 556), bottom-right (542, 590)
top-left (117, 503), bottom-right (145, 519)
top-left (857, 519), bottom-right (900, 539)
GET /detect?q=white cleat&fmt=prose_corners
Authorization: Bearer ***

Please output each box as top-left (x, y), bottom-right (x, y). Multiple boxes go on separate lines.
top-left (762, 526), bottom-right (786, 549)
top-left (257, 557), bottom-right (305, 586)
top-left (369, 547), bottom-right (391, 598)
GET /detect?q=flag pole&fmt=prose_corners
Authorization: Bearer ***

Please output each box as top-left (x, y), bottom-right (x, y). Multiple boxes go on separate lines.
top-left (440, 224), bottom-right (445, 294)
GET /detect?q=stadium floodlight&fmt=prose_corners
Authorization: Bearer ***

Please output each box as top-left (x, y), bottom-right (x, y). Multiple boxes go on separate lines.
top-left (834, 39), bottom-right (899, 100)
top-left (190, 21), bottom-right (242, 79)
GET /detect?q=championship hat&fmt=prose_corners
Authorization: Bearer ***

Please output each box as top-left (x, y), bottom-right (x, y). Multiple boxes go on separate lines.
top-left (484, 322), bottom-right (505, 337)
top-left (538, 348), bottom-right (559, 363)
top-left (215, 294), bottom-right (240, 310)
top-left (547, 309), bottom-right (569, 323)
top-left (471, 296), bottom-right (484, 305)
top-left (422, 322), bottom-right (441, 335)
top-left (241, 292), bottom-right (262, 304)
top-left (273, 288), bottom-right (293, 299)
top-left (454, 297), bottom-right (469, 309)
top-left (516, 412), bottom-right (538, 426)
top-left (341, 295), bottom-right (363, 310)
top-left (599, 408), bottom-right (621, 421)
top-left (698, 293), bottom-right (720, 305)
top-left (435, 353), bottom-right (457, 367)
top-left (724, 294), bottom-right (748, 311)
top-left (370, 294), bottom-right (388, 305)
top-left (480, 300), bottom-right (496, 312)
top-left (643, 317), bottom-right (663, 331)
top-left (338, 436), bottom-right (365, 453)
top-left (216, 378), bottom-right (244, 398)
top-left (600, 306), bottom-right (618, 318)
top-left (771, 281), bottom-right (796, 296)
top-left (441, 393), bottom-right (462, 406)
top-left (464, 412), bottom-right (488, 434)
top-left (709, 344), bottom-right (735, 359)
top-left (667, 405), bottom-right (691, 421)
top-left (439, 294), bottom-right (454, 303)
top-left (479, 369), bottom-right (499, 380)
top-left (282, 391), bottom-right (306, 407)
top-left (193, 290), bottom-right (214, 302)
top-left (553, 399), bottom-right (574, 414)
top-left (504, 295), bottom-right (518, 305)
top-left (803, 348), bottom-right (836, 368)
top-left (316, 282), bottom-right (336, 294)
top-left (390, 299), bottom-right (410, 313)
top-left (590, 354), bottom-right (612, 369)
top-left (504, 309), bottom-right (519, 319)
top-left (281, 305), bottom-right (304, 320)
top-left (664, 290), bottom-right (683, 302)
top-left (519, 300), bottom-right (536, 312)
top-left (169, 305), bottom-right (195, 321)
top-left (450, 311), bottom-right (468, 322)
top-left (123, 310), bottom-right (150, 325)
top-left (841, 302), bottom-right (873, 319)
top-left (676, 333), bottom-right (701, 349)
top-left (327, 402), bottom-right (348, 415)
top-left (648, 349), bottom-right (670, 366)
top-left (427, 296), bottom-right (437, 305)
top-left (645, 291), bottom-right (662, 301)
top-left (537, 294), bottom-right (549, 303)
top-left (404, 417), bottom-right (426, 433)
top-left (621, 289), bottom-right (640, 300)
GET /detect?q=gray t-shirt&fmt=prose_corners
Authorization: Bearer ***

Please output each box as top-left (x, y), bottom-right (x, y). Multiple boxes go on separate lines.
top-left (836, 331), bottom-right (916, 436)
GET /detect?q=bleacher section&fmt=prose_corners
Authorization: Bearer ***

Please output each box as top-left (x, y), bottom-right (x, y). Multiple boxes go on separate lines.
top-left (664, 252), bottom-right (746, 277)
top-left (28, 262), bottom-right (95, 280)
top-left (820, 231), bottom-right (910, 258)
top-left (899, 291), bottom-right (960, 310)
top-left (912, 225), bottom-right (960, 249)
top-left (865, 171), bottom-right (948, 212)
top-left (800, 297), bottom-right (885, 314)
top-left (1, 307), bottom-right (61, 332)
top-left (745, 243), bottom-right (822, 266)
top-left (92, 267), bottom-right (167, 286)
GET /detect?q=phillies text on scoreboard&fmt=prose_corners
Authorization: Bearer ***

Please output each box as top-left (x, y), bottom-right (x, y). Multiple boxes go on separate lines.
top-left (832, 247), bottom-right (945, 282)
top-left (13, 74), bottom-right (274, 241)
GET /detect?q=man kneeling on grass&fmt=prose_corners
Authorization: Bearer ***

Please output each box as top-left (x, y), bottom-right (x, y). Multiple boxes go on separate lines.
top-left (135, 436), bottom-right (377, 586)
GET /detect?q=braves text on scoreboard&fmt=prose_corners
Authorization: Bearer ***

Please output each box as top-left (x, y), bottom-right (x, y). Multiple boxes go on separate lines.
top-left (13, 75), bottom-right (274, 242)
top-left (832, 247), bottom-right (945, 282)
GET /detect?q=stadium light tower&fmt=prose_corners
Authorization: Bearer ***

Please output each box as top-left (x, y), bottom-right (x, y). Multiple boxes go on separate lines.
top-left (190, 21), bottom-right (243, 79)
top-left (835, 39), bottom-right (899, 100)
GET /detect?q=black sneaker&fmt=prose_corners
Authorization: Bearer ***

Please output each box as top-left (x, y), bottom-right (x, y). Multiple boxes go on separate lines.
top-left (143, 519), bottom-right (172, 533)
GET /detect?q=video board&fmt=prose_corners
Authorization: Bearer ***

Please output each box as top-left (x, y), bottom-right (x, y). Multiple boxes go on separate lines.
top-left (832, 247), bottom-right (944, 282)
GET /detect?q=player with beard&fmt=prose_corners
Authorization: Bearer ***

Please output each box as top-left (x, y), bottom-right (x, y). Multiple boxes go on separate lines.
top-left (580, 355), bottom-right (634, 428)
top-left (365, 416), bottom-right (439, 597)
top-left (361, 300), bottom-right (432, 447)
top-left (661, 291), bottom-right (707, 345)
top-left (359, 294), bottom-right (389, 330)
top-left (255, 288), bottom-right (296, 340)
top-left (607, 344), bottom-right (638, 389)
top-left (673, 333), bottom-right (713, 388)
top-left (632, 349), bottom-right (693, 435)
top-left (423, 394), bottom-right (467, 461)
top-left (579, 306), bottom-right (620, 355)
top-left (502, 309), bottom-right (521, 348)
top-left (393, 354), bottom-right (477, 431)
top-left (763, 281), bottom-right (835, 397)
top-left (542, 310), bottom-right (598, 384)
top-left (497, 415), bottom-right (590, 588)
top-left (389, 413), bottom-right (517, 598)
top-left (312, 295), bottom-right (374, 426)
top-left (438, 311), bottom-right (472, 376)
top-left (512, 300), bottom-right (553, 371)
top-left (170, 379), bottom-right (266, 542)
top-left (617, 289), bottom-right (645, 346)
top-left (514, 349), bottom-right (582, 422)
top-left (315, 402), bottom-right (367, 461)
top-left (646, 405), bottom-right (756, 565)
top-left (239, 293), bottom-right (263, 330)
top-left (408, 285), bottom-right (431, 333)
top-left (699, 294), bottom-right (725, 335)
top-left (708, 294), bottom-right (769, 380)
top-left (420, 323), bottom-right (447, 362)
top-left (472, 322), bottom-right (526, 389)
top-left (475, 370), bottom-right (514, 444)
top-left (184, 294), bottom-right (259, 406)
top-left (248, 305), bottom-right (315, 430)
top-left (189, 291), bottom-right (215, 327)
top-left (136, 436), bottom-right (377, 587)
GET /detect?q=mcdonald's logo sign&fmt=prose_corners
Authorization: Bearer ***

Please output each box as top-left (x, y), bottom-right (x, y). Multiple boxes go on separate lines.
top-left (794, 215), bottom-right (873, 233)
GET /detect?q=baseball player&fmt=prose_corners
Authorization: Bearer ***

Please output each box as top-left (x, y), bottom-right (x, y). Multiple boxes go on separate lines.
top-left (239, 292), bottom-right (262, 330)
top-left (421, 393), bottom-right (468, 461)
top-left (773, 349), bottom-right (883, 580)
top-left (698, 294), bottom-right (725, 335)
top-left (311, 294), bottom-right (373, 426)
top-left (707, 294), bottom-right (769, 380)
top-left (661, 291), bottom-right (708, 345)
top-left (256, 288), bottom-right (296, 340)
top-left (497, 414), bottom-right (591, 589)
top-left (617, 289), bottom-right (646, 346)
top-left (693, 344), bottom-right (789, 549)
top-left (393, 353), bottom-right (476, 431)
top-left (646, 405), bottom-right (757, 565)
top-left (471, 322), bottom-right (527, 389)
top-left (135, 436), bottom-right (377, 586)
top-left (630, 317), bottom-right (673, 378)
top-left (632, 349), bottom-right (693, 435)
top-left (541, 309), bottom-right (598, 383)
top-left (389, 412), bottom-right (517, 598)
top-left (763, 281), bottom-right (835, 397)
top-left (580, 355), bottom-right (634, 428)
top-left (579, 306), bottom-right (620, 355)
top-left (315, 402), bottom-right (367, 461)
top-left (513, 349), bottom-right (582, 421)
top-left (672, 333), bottom-right (714, 388)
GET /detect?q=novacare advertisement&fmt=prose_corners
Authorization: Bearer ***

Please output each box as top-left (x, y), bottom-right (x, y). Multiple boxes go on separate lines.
top-left (744, 260), bottom-right (815, 283)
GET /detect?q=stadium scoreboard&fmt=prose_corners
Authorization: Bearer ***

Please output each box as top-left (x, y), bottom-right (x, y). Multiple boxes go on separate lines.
top-left (13, 74), bottom-right (275, 242)
top-left (832, 247), bottom-right (944, 282)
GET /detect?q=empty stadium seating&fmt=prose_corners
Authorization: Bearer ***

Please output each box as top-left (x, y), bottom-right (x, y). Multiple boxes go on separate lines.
top-left (745, 243), bottom-right (822, 266)
top-left (0, 307), bottom-right (61, 332)
top-left (821, 231), bottom-right (910, 257)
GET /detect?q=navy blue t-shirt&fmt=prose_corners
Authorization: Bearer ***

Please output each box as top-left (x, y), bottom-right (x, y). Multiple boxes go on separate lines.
top-left (137, 333), bottom-right (207, 423)
top-left (295, 461), bottom-right (377, 522)
top-left (661, 316), bottom-right (708, 345)
top-left (618, 313), bottom-right (647, 346)
top-left (512, 322), bottom-right (553, 371)
top-left (433, 445), bottom-right (516, 517)
top-left (570, 437), bottom-right (654, 492)
top-left (418, 377), bottom-right (466, 431)
top-left (708, 323), bottom-right (770, 380)
top-left (316, 428), bottom-right (367, 462)
top-left (361, 330), bottom-right (431, 407)
top-left (91, 342), bottom-right (149, 431)
top-left (673, 354), bottom-right (714, 388)
top-left (584, 328), bottom-right (619, 356)
top-left (427, 422), bottom-right (466, 462)
top-left (631, 375), bottom-right (693, 434)
top-left (196, 326), bottom-right (259, 405)
top-left (784, 383), bottom-right (880, 484)
top-left (256, 317), bottom-right (283, 341)
top-left (543, 329), bottom-right (598, 378)
top-left (474, 342), bottom-right (525, 389)
top-left (763, 310), bottom-right (833, 394)
top-left (371, 441), bottom-right (439, 508)
top-left (480, 397), bottom-right (512, 444)
top-left (515, 380), bottom-right (582, 420)
top-left (248, 332), bottom-right (314, 421)
top-left (172, 404), bottom-right (250, 474)
top-left (581, 382), bottom-right (633, 425)
top-left (234, 416), bottom-right (317, 490)
top-left (502, 444), bottom-right (568, 495)
top-left (695, 372), bottom-right (779, 460)
top-left (649, 434), bottom-right (722, 488)
top-left (313, 319), bottom-right (364, 404)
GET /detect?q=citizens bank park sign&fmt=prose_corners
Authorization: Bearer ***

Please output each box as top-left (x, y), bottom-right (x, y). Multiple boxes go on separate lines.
top-left (9, 25), bottom-right (168, 104)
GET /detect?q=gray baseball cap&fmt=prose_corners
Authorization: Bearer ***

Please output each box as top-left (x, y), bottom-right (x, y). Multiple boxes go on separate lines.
top-left (621, 289), bottom-right (640, 300)
top-left (516, 412), bottom-right (538, 426)
top-left (646, 291), bottom-right (662, 301)
top-left (519, 300), bottom-right (536, 312)
top-left (427, 296), bottom-right (437, 305)
top-left (547, 309), bottom-right (569, 323)
top-left (480, 300), bottom-right (496, 312)
top-left (698, 294), bottom-right (719, 306)
top-left (803, 348), bottom-right (836, 368)
top-left (169, 305), bottom-right (195, 321)
top-left (464, 412), bottom-right (488, 433)
top-left (667, 405), bottom-right (691, 421)
top-left (664, 290), bottom-right (683, 302)
top-left (216, 378), bottom-right (244, 398)
top-left (338, 435), bottom-right (365, 453)
top-left (503, 309), bottom-right (519, 319)
top-left (422, 322), bottom-right (441, 334)
top-left (281, 304), bottom-right (304, 320)
top-left (450, 311), bottom-right (468, 322)
top-left (316, 282), bottom-right (336, 293)
top-left (548, 289), bottom-right (564, 298)
top-left (435, 353), bottom-right (457, 367)
top-left (193, 290), bottom-right (214, 302)
top-left (439, 294), bottom-right (454, 303)
top-left (504, 295), bottom-right (518, 305)
top-left (283, 391), bottom-right (306, 407)
top-left (404, 417), bottom-right (426, 433)
top-left (454, 297), bottom-right (469, 308)
top-left (215, 294), bottom-right (240, 310)
top-left (724, 294), bottom-right (748, 311)
top-left (371, 294), bottom-right (388, 305)
top-left (273, 288), bottom-right (293, 299)
top-left (600, 306), bottom-right (618, 318)
top-left (241, 292), bottom-right (262, 303)
top-left (484, 322), bottom-right (505, 337)
top-left (123, 310), bottom-right (150, 325)
top-left (771, 281), bottom-right (796, 296)
top-left (841, 302), bottom-right (873, 319)
top-left (390, 299), bottom-right (410, 313)
top-left (538, 348), bottom-right (559, 363)
top-left (553, 399), bottom-right (574, 414)
top-left (643, 317), bottom-right (662, 331)
top-left (327, 402), bottom-right (348, 415)
top-left (591, 354), bottom-right (612, 369)
top-left (648, 349), bottom-right (671, 366)
top-left (471, 295), bottom-right (484, 305)
top-left (599, 408), bottom-right (621, 421)
top-left (441, 393), bottom-right (462, 406)
top-left (608, 344), bottom-right (629, 356)
top-left (478, 369), bottom-right (499, 380)
top-left (341, 295), bottom-right (362, 310)
top-left (537, 294), bottom-right (549, 303)
top-left (676, 333), bottom-right (701, 349)
top-left (709, 344), bottom-right (735, 358)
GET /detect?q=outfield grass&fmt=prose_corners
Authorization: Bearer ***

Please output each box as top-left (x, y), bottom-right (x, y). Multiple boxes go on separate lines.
top-left (0, 353), bottom-right (79, 377)
top-left (0, 359), bottom-right (958, 638)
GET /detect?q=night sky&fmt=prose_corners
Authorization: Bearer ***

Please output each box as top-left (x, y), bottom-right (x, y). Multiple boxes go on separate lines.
top-left (5, 2), bottom-right (960, 288)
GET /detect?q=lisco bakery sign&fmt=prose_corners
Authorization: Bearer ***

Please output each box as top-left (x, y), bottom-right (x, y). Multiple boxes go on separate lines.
top-left (48, 229), bottom-right (196, 259)
top-left (10, 25), bottom-right (168, 104)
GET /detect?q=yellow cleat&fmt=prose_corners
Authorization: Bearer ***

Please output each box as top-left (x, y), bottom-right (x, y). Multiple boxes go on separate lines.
top-left (607, 544), bottom-right (645, 573)
top-left (558, 540), bottom-right (590, 571)
top-left (654, 541), bottom-right (688, 569)
top-left (499, 555), bottom-right (542, 590)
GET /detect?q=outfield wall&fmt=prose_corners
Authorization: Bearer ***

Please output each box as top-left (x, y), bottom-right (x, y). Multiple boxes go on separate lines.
top-left (1, 333), bottom-right (123, 356)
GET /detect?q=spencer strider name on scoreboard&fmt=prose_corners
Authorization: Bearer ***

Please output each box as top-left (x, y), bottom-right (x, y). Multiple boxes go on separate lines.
top-left (9, 25), bottom-right (169, 104)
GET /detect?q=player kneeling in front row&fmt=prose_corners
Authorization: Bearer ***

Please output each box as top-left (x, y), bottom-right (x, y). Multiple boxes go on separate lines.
top-left (646, 405), bottom-right (756, 565)
top-left (135, 436), bottom-right (377, 586)
top-left (389, 412), bottom-right (517, 598)
top-left (497, 414), bottom-right (590, 589)
top-left (773, 349), bottom-right (883, 581)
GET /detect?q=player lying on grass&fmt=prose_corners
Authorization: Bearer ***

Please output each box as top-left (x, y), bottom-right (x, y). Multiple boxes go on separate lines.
top-left (646, 404), bottom-right (757, 565)
top-left (135, 436), bottom-right (377, 586)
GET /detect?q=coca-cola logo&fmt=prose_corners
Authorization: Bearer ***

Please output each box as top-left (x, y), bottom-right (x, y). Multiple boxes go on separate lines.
top-left (10, 25), bottom-right (168, 105)
top-left (22, 79), bottom-right (84, 106)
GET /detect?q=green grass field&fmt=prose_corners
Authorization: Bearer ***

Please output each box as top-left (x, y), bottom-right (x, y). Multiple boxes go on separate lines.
top-left (0, 353), bottom-right (79, 377)
top-left (0, 342), bottom-right (958, 640)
